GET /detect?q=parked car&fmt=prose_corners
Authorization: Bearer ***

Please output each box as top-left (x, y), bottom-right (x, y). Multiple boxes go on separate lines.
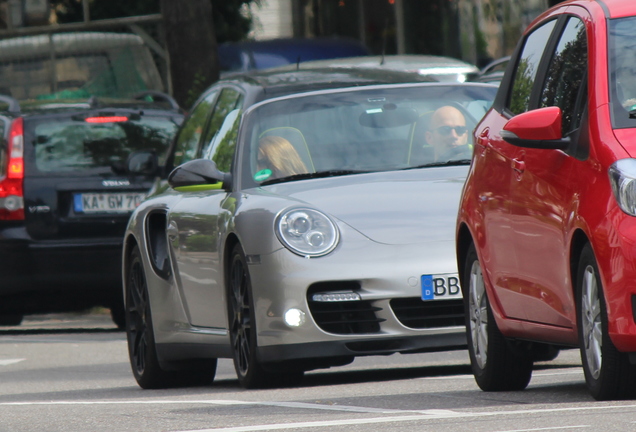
top-left (470, 56), bottom-right (510, 85)
top-left (0, 92), bottom-right (183, 327)
top-left (274, 54), bottom-right (480, 83)
top-left (122, 67), bottom-right (497, 389)
top-left (456, 0), bottom-right (636, 400)
top-left (0, 31), bottom-right (180, 327)
top-left (218, 37), bottom-right (371, 76)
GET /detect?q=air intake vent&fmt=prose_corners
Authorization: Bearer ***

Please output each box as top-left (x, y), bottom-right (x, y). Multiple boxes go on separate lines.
top-left (390, 298), bottom-right (464, 329)
top-left (307, 281), bottom-right (383, 334)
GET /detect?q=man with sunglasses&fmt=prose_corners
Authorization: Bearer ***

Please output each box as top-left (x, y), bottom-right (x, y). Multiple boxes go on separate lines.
top-left (425, 105), bottom-right (471, 162)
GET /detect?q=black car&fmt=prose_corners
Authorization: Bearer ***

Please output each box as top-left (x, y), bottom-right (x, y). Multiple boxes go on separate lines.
top-left (0, 92), bottom-right (183, 327)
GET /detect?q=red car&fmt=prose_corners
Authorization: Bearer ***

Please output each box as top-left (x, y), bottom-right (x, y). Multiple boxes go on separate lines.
top-left (457, 0), bottom-right (636, 400)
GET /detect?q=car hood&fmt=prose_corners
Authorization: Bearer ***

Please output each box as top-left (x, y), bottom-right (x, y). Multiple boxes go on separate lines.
top-left (260, 166), bottom-right (468, 245)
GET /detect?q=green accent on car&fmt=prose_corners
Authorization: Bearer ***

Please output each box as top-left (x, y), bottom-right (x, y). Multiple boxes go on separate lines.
top-left (174, 183), bottom-right (223, 192)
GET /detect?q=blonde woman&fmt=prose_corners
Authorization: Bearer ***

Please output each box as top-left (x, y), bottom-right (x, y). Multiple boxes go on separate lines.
top-left (257, 136), bottom-right (308, 179)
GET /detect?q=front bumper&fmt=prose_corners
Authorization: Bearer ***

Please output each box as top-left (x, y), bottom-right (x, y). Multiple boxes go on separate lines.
top-left (247, 236), bottom-right (466, 359)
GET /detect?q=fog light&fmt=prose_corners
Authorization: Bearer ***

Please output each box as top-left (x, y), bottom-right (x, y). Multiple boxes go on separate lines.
top-left (312, 292), bottom-right (361, 302)
top-left (284, 308), bottom-right (306, 327)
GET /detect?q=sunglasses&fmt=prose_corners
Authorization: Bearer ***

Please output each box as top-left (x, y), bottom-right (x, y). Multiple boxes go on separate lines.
top-left (435, 125), bottom-right (468, 136)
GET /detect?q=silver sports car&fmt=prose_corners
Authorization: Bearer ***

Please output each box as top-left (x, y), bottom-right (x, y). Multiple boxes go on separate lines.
top-left (122, 69), bottom-right (497, 389)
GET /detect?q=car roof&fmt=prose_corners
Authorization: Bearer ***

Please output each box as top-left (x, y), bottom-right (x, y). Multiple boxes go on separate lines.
top-left (265, 55), bottom-right (479, 83)
top-left (218, 67), bottom-right (438, 99)
top-left (0, 32), bottom-right (147, 60)
top-left (292, 54), bottom-right (478, 72)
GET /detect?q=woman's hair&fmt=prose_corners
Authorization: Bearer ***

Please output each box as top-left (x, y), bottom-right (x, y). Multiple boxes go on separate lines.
top-left (258, 136), bottom-right (307, 177)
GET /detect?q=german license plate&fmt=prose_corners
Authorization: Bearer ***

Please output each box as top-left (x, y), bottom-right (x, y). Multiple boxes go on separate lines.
top-left (74, 192), bottom-right (146, 213)
top-left (421, 273), bottom-right (462, 300)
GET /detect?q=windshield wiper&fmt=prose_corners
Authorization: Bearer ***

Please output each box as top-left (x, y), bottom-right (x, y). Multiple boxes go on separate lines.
top-left (261, 169), bottom-right (368, 185)
top-left (403, 159), bottom-right (472, 170)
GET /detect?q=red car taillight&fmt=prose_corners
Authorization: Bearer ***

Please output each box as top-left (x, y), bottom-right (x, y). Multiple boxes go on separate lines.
top-left (0, 117), bottom-right (25, 220)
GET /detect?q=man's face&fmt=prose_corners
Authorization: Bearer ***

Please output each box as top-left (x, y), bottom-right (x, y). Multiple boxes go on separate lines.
top-left (425, 106), bottom-right (468, 157)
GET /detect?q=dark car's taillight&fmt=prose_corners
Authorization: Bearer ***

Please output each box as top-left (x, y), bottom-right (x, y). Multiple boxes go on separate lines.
top-left (0, 117), bottom-right (25, 220)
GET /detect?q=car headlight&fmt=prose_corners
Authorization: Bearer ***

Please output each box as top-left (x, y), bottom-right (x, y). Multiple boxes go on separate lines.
top-left (276, 208), bottom-right (339, 257)
top-left (609, 158), bottom-right (636, 216)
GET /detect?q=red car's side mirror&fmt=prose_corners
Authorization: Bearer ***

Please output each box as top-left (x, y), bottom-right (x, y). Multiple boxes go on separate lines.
top-left (501, 106), bottom-right (569, 149)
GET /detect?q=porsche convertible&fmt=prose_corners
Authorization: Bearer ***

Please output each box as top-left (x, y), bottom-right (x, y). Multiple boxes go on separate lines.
top-left (122, 67), bottom-right (497, 389)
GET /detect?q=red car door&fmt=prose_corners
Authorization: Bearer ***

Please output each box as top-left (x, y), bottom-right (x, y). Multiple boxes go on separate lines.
top-left (479, 18), bottom-right (561, 321)
top-left (506, 14), bottom-right (589, 328)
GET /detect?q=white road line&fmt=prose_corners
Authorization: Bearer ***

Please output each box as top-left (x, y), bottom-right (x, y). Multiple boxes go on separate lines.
top-left (0, 398), bottom-right (632, 432)
top-left (0, 359), bottom-right (25, 366)
top-left (174, 414), bottom-right (464, 432)
top-left (495, 426), bottom-right (589, 432)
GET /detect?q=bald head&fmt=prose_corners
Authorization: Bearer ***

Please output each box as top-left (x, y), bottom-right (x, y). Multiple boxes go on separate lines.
top-left (425, 105), bottom-right (468, 160)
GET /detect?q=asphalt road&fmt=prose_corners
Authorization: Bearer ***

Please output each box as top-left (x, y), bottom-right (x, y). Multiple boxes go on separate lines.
top-left (1, 311), bottom-right (636, 432)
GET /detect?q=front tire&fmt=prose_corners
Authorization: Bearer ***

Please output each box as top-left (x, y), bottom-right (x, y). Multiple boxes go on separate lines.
top-left (227, 244), bottom-right (303, 389)
top-left (577, 243), bottom-right (636, 400)
top-left (126, 245), bottom-right (217, 389)
top-left (464, 243), bottom-right (533, 391)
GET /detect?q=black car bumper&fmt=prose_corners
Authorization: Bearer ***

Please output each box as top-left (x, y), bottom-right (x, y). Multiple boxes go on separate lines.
top-left (0, 230), bottom-right (124, 314)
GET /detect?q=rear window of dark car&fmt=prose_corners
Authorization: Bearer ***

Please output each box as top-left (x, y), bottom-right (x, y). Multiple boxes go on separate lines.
top-left (30, 114), bottom-right (181, 173)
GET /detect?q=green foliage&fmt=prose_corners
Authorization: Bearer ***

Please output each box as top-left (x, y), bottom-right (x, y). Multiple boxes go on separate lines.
top-left (51, 0), bottom-right (159, 22)
top-left (51, 0), bottom-right (260, 42)
top-left (185, 71), bottom-right (211, 109)
top-left (212, 0), bottom-right (261, 43)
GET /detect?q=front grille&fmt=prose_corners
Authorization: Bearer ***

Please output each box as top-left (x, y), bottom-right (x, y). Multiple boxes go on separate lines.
top-left (308, 300), bottom-right (384, 334)
top-left (307, 281), bottom-right (385, 335)
top-left (390, 298), bottom-right (464, 329)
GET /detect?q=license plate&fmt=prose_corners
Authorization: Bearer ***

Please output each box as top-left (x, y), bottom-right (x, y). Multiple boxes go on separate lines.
top-left (421, 273), bottom-right (462, 301)
top-left (74, 192), bottom-right (146, 213)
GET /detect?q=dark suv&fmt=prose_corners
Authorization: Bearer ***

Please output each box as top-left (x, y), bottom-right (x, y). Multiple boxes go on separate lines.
top-left (0, 92), bottom-right (183, 327)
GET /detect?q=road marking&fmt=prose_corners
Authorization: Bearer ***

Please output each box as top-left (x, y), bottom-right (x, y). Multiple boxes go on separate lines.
top-left (495, 426), bottom-right (589, 432)
top-left (0, 359), bottom-right (25, 366)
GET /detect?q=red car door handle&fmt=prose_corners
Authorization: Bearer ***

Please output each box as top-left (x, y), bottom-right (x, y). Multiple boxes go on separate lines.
top-left (477, 128), bottom-right (489, 146)
top-left (512, 158), bottom-right (525, 174)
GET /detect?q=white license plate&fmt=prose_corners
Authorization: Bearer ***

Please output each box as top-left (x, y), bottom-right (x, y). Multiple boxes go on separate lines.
top-left (421, 273), bottom-right (462, 301)
top-left (74, 192), bottom-right (146, 213)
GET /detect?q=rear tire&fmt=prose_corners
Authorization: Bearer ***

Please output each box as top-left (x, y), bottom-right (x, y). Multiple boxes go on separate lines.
top-left (464, 243), bottom-right (533, 391)
top-left (577, 243), bottom-right (636, 400)
top-left (227, 243), bottom-right (304, 389)
top-left (110, 301), bottom-right (126, 330)
top-left (0, 314), bottom-right (24, 326)
top-left (126, 245), bottom-right (217, 389)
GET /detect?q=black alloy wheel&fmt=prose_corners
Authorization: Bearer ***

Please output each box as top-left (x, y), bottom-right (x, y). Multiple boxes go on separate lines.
top-left (126, 245), bottom-right (216, 389)
top-left (227, 243), bottom-right (303, 389)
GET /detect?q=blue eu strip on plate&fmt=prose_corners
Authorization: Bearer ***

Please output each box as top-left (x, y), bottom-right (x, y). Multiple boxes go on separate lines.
top-left (421, 275), bottom-right (434, 300)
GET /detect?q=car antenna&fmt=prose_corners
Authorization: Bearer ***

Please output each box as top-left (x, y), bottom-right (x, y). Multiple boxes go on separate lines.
top-left (296, 55), bottom-right (301, 70)
top-left (380, 18), bottom-right (388, 66)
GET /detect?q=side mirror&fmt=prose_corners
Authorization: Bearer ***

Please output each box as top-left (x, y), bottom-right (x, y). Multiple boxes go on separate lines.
top-left (127, 150), bottom-right (159, 175)
top-left (168, 158), bottom-right (229, 190)
top-left (501, 106), bottom-right (569, 150)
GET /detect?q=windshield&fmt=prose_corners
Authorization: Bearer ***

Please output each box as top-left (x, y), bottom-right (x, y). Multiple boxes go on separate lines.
top-left (30, 114), bottom-right (181, 173)
top-left (239, 84), bottom-right (496, 187)
top-left (609, 16), bottom-right (636, 128)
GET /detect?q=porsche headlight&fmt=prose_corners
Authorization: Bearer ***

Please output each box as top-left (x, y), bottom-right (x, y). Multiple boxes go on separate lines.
top-left (276, 208), bottom-right (339, 257)
top-left (609, 159), bottom-right (636, 216)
